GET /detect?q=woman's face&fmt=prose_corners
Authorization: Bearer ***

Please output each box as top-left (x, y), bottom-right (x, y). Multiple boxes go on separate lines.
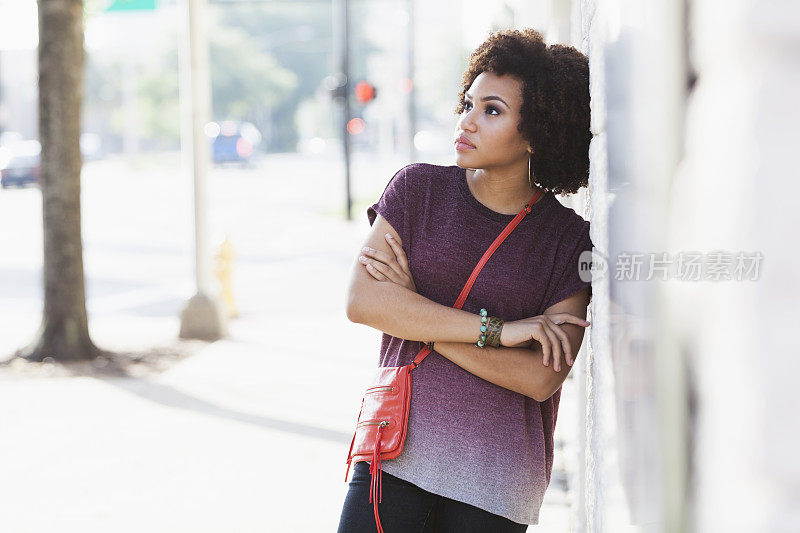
top-left (454, 71), bottom-right (531, 170)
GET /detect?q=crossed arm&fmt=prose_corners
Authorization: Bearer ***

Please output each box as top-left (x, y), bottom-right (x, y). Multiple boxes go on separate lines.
top-left (345, 214), bottom-right (591, 402)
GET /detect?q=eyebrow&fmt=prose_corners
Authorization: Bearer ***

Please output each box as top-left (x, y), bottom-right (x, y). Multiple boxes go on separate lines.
top-left (464, 92), bottom-right (509, 108)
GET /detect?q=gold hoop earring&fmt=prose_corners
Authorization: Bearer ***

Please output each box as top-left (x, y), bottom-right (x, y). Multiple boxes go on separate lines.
top-left (528, 153), bottom-right (533, 189)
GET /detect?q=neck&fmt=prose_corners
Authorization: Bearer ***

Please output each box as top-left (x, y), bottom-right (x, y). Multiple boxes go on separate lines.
top-left (467, 163), bottom-right (542, 215)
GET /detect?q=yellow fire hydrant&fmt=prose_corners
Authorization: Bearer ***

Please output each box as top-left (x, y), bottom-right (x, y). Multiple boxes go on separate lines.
top-left (214, 234), bottom-right (239, 319)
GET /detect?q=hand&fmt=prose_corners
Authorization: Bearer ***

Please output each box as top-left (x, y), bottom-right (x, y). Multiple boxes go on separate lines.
top-left (359, 233), bottom-right (417, 293)
top-left (499, 313), bottom-right (591, 372)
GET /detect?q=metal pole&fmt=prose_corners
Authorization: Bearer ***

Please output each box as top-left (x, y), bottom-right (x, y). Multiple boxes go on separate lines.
top-left (188, 0), bottom-right (212, 296)
top-left (335, 0), bottom-right (353, 221)
top-left (178, 0), bottom-right (226, 340)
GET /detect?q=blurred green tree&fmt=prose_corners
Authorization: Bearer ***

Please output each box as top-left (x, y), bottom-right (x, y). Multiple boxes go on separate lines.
top-left (216, 2), bottom-right (384, 152)
top-left (83, 2), bottom-right (380, 153)
top-left (208, 20), bottom-right (298, 146)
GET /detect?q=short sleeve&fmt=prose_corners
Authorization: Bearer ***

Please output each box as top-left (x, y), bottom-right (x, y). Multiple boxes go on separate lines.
top-left (541, 219), bottom-right (593, 312)
top-left (366, 165), bottom-right (411, 247)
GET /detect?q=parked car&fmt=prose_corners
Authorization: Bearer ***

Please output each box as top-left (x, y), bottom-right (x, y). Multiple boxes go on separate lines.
top-left (207, 120), bottom-right (262, 167)
top-left (0, 140), bottom-right (41, 188)
top-left (0, 134), bottom-right (105, 189)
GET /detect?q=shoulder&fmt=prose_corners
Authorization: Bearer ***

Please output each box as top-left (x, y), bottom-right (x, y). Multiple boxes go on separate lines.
top-left (397, 162), bottom-right (454, 183)
top-left (388, 162), bottom-right (455, 200)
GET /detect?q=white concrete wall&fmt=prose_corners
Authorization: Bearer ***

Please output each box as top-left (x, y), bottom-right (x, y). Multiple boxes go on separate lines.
top-left (564, 0), bottom-right (690, 532)
top-left (670, 1), bottom-right (800, 532)
top-left (563, 0), bottom-right (800, 532)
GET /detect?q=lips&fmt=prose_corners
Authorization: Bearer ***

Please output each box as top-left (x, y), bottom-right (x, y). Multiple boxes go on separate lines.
top-left (455, 134), bottom-right (476, 151)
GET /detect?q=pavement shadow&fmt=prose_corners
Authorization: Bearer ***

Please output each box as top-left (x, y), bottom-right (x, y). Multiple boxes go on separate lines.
top-left (95, 373), bottom-right (353, 445)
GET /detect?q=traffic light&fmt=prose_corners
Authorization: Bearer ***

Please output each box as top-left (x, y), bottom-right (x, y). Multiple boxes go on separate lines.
top-left (354, 81), bottom-right (377, 104)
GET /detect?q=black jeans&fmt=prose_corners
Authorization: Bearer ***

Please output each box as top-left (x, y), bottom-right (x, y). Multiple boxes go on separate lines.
top-left (337, 461), bottom-right (528, 533)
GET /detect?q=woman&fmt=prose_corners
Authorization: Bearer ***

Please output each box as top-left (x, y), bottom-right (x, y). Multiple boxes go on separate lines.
top-left (338, 28), bottom-right (593, 532)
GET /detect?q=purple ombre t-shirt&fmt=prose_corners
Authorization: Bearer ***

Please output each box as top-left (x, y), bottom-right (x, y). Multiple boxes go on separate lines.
top-left (365, 163), bottom-right (593, 525)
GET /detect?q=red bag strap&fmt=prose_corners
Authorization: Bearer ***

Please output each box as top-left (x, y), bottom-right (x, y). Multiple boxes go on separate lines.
top-left (411, 187), bottom-right (544, 368)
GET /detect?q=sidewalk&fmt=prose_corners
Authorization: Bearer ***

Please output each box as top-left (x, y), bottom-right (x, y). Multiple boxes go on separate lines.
top-left (0, 336), bottom-right (577, 532)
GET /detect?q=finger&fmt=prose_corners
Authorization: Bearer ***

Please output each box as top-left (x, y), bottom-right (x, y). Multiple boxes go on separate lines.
top-left (539, 319), bottom-right (563, 372)
top-left (360, 255), bottom-right (400, 283)
top-left (545, 312), bottom-right (590, 327)
top-left (361, 258), bottom-right (389, 281)
top-left (542, 315), bottom-right (574, 367)
top-left (358, 255), bottom-right (390, 281)
top-left (533, 322), bottom-right (553, 368)
top-left (384, 233), bottom-right (410, 272)
top-left (361, 246), bottom-right (405, 280)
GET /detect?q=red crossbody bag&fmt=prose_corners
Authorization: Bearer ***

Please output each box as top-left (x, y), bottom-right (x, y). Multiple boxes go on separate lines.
top-left (344, 188), bottom-right (544, 533)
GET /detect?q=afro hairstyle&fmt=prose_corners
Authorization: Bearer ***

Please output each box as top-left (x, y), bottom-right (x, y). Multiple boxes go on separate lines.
top-left (455, 28), bottom-right (591, 195)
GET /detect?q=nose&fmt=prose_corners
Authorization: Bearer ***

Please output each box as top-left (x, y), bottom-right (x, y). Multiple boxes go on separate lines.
top-left (458, 108), bottom-right (477, 133)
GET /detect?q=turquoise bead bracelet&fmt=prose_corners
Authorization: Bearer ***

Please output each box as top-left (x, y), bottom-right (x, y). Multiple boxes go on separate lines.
top-left (477, 308), bottom-right (488, 347)
top-left (476, 308), bottom-right (504, 348)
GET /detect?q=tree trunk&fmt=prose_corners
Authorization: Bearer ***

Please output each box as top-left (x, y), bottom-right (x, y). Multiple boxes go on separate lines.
top-left (18, 0), bottom-right (99, 362)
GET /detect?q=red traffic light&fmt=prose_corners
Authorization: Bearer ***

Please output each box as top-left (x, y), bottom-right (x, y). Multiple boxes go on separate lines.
top-left (354, 81), bottom-right (377, 104)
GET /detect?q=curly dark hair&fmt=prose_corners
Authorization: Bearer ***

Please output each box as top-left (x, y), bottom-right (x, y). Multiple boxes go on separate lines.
top-left (454, 28), bottom-right (591, 195)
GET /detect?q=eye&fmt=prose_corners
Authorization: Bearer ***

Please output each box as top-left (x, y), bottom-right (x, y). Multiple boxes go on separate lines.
top-left (461, 99), bottom-right (500, 116)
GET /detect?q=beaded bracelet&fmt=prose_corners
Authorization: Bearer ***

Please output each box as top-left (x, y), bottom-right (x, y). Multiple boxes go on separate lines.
top-left (476, 308), bottom-right (504, 348)
top-left (477, 308), bottom-right (489, 347)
